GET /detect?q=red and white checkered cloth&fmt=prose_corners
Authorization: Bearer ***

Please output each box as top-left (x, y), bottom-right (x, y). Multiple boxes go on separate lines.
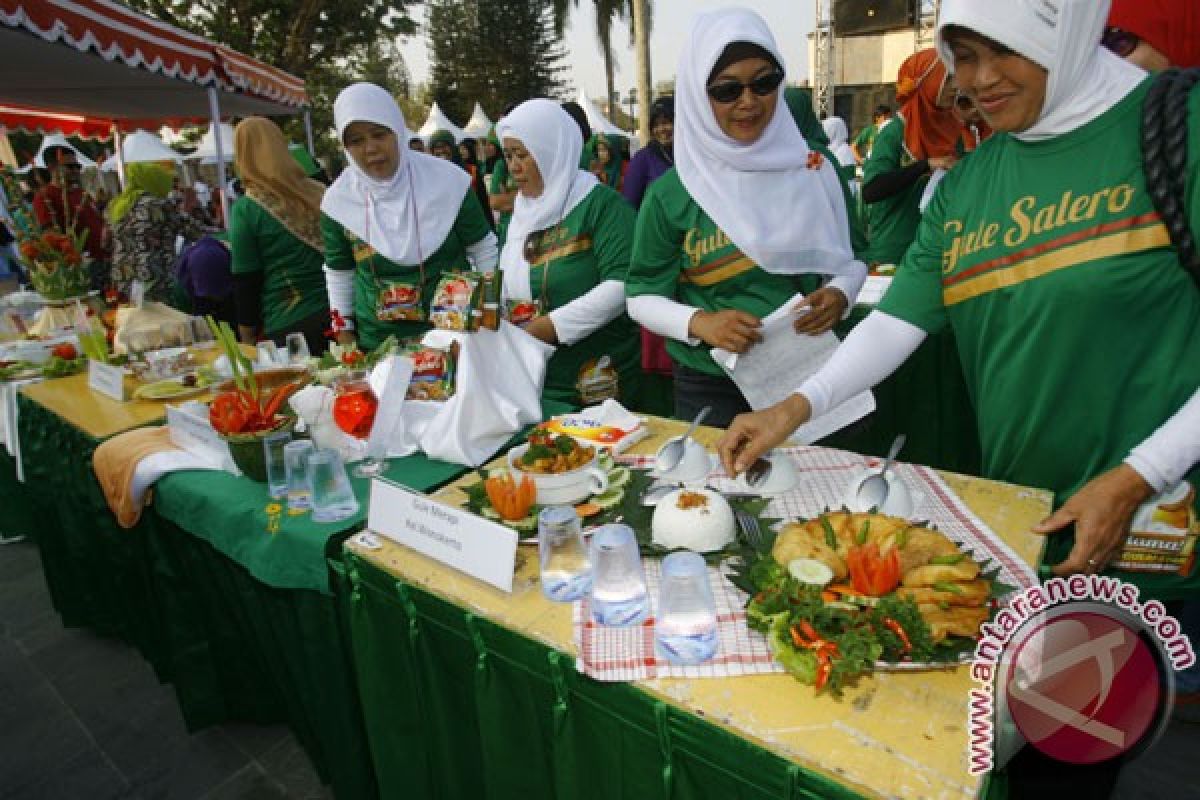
top-left (574, 445), bottom-right (1038, 682)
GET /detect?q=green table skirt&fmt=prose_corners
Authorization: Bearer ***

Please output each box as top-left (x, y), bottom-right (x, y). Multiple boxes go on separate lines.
top-left (343, 550), bottom-right (866, 800)
top-left (0, 447), bottom-right (37, 540)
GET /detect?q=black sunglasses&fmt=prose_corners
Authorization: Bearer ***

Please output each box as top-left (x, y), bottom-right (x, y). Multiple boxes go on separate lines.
top-left (1101, 27), bottom-right (1139, 59)
top-left (706, 71), bottom-right (785, 104)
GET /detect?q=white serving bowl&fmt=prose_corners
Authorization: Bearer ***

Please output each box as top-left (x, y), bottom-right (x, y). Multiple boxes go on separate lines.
top-left (507, 443), bottom-right (610, 506)
top-left (651, 437), bottom-right (712, 486)
top-left (730, 451), bottom-right (798, 495)
top-left (843, 468), bottom-right (914, 517)
top-left (651, 488), bottom-right (736, 553)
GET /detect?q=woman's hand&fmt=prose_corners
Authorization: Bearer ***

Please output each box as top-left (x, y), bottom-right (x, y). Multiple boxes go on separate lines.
top-left (522, 315), bottom-right (558, 345)
top-left (718, 394), bottom-right (812, 477)
top-left (793, 288), bottom-right (848, 335)
top-left (689, 309), bottom-right (762, 353)
top-left (1031, 464), bottom-right (1155, 575)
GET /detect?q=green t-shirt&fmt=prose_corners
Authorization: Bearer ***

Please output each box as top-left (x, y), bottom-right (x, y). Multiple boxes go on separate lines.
top-left (863, 116), bottom-right (927, 266)
top-left (228, 196), bottom-right (327, 334)
top-left (488, 160), bottom-right (516, 248)
top-left (878, 78), bottom-right (1200, 600)
top-left (853, 123), bottom-right (876, 155)
top-left (321, 190), bottom-right (493, 350)
top-left (522, 184), bottom-right (640, 406)
top-left (627, 169), bottom-right (818, 377)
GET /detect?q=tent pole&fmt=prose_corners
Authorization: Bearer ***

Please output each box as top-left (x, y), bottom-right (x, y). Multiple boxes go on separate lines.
top-left (113, 126), bottom-right (127, 189)
top-left (303, 109), bottom-right (315, 157)
top-left (207, 87), bottom-right (230, 230)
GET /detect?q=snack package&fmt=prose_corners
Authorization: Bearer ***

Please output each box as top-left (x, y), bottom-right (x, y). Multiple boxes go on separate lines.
top-left (376, 281), bottom-right (424, 322)
top-left (1113, 482), bottom-right (1199, 576)
top-left (402, 340), bottom-right (459, 402)
top-left (576, 355), bottom-right (619, 406)
top-left (505, 299), bottom-right (539, 326)
top-left (430, 272), bottom-right (484, 331)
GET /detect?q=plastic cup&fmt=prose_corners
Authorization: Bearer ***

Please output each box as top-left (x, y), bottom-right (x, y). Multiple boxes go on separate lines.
top-left (654, 551), bottom-right (719, 665)
top-left (588, 524), bottom-right (648, 626)
top-left (283, 440), bottom-right (315, 511)
top-left (284, 332), bottom-right (311, 366)
top-left (538, 506), bottom-right (592, 602)
top-left (306, 449), bottom-right (360, 524)
top-left (262, 431), bottom-right (292, 499)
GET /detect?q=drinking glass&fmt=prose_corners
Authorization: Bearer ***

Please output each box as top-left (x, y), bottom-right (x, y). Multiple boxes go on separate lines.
top-left (256, 340), bottom-right (283, 368)
top-left (332, 370), bottom-right (384, 477)
top-left (284, 332), bottom-right (311, 366)
top-left (588, 524), bottom-right (648, 626)
top-left (284, 439), bottom-right (315, 511)
top-left (538, 506), bottom-right (592, 602)
top-left (306, 449), bottom-right (360, 523)
top-left (262, 431), bottom-right (292, 499)
top-left (654, 551), bottom-right (719, 665)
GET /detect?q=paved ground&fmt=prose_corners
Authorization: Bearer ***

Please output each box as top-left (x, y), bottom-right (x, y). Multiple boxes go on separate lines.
top-left (0, 539), bottom-right (331, 800)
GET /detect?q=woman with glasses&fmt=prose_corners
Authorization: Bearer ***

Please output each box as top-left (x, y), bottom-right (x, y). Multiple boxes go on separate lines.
top-left (721, 3), bottom-right (1198, 788)
top-left (626, 8), bottom-right (866, 427)
top-left (496, 98), bottom-right (640, 408)
top-left (321, 83), bottom-right (498, 350)
top-left (1105, 0), bottom-right (1199, 71)
top-left (861, 48), bottom-right (962, 268)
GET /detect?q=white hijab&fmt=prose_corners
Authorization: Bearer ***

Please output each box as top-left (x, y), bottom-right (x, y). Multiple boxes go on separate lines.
top-left (936, 0), bottom-right (1145, 142)
top-left (321, 82), bottom-right (470, 265)
top-left (496, 98), bottom-right (599, 300)
top-left (821, 116), bottom-right (857, 169)
top-left (674, 8), bottom-right (858, 277)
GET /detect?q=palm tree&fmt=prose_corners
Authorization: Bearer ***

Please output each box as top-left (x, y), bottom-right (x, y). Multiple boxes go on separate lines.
top-left (550, 0), bottom-right (653, 127)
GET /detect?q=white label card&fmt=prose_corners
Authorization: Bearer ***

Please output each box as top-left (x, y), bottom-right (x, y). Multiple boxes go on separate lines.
top-left (88, 359), bottom-right (127, 401)
top-left (367, 478), bottom-right (518, 593)
top-left (166, 404), bottom-right (237, 472)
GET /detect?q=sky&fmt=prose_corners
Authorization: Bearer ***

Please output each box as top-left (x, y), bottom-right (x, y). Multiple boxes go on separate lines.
top-left (397, 0), bottom-right (817, 112)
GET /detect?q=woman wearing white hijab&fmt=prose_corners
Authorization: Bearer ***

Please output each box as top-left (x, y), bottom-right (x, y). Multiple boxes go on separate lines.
top-left (724, 0), bottom-right (1199, 774)
top-left (821, 117), bottom-right (858, 178)
top-left (496, 99), bottom-right (640, 407)
top-left (626, 8), bottom-right (867, 427)
top-left (321, 83), bottom-right (498, 349)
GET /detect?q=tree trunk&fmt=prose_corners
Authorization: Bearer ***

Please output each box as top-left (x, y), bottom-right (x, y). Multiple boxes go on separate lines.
top-left (631, 0), bottom-right (651, 144)
top-left (603, 47), bottom-right (616, 123)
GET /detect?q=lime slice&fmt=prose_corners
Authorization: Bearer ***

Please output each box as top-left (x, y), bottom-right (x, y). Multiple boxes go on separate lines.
top-left (592, 487), bottom-right (625, 511)
top-left (788, 558), bottom-right (834, 587)
top-left (606, 467), bottom-right (631, 489)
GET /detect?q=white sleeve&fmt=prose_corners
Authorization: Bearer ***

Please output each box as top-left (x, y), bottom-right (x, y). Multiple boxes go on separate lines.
top-left (1125, 388), bottom-right (1200, 492)
top-left (824, 260), bottom-right (869, 316)
top-left (797, 311), bottom-right (927, 417)
top-left (627, 294), bottom-right (702, 345)
top-left (547, 280), bottom-right (626, 346)
top-left (323, 265), bottom-right (356, 330)
top-left (465, 231), bottom-right (499, 272)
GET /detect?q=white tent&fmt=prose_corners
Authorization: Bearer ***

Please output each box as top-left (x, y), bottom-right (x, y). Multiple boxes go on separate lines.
top-left (190, 122), bottom-right (236, 164)
top-left (576, 90), bottom-right (625, 138)
top-left (416, 102), bottom-right (465, 143)
top-left (34, 133), bottom-right (96, 168)
top-left (462, 103), bottom-right (493, 139)
top-left (100, 130), bottom-right (183, 171)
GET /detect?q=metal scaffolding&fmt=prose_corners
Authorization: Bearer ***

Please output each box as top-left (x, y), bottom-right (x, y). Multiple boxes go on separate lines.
top-left (813, 0), bottom-right (835, 117)
top-left (915, 0), bottom-right (940, 50)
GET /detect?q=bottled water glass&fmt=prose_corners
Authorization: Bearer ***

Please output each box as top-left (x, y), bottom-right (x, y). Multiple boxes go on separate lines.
top-left (283, 440), bottom-right (315, 511)
top-left (588, 524), bottom-right (648, 626)
top-left (654, 551), bottom-right (719, 665)
top-left (306, 449), bottom-right (360, 524)
top-left (538, 506), bottom-right (593, 602)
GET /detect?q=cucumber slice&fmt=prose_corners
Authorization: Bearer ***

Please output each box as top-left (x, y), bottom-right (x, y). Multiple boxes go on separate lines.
top-left (592, 487), bottom-right (625, 510)
top-left (485, 466), bottom-right (511, 479)
top-left (606, 466), bottom-right (631, 489)
top-left (597, 451), bottom-right (615, 470)
top-left (479, 506), bottom-right (501, 520)
top-left (788, 558), bottom-right (834, 587)
top-left (510, 513), bottom-right (538, 531)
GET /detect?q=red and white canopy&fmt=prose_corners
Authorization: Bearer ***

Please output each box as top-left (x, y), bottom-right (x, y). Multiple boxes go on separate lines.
top-left (0, 0), bottom-right (308, 139)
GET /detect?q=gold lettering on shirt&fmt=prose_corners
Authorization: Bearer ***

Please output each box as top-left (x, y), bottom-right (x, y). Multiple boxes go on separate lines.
top-left (943, 218), bottom-right (1000, 273)
top-left (683, 227), bottom-right (732, 268)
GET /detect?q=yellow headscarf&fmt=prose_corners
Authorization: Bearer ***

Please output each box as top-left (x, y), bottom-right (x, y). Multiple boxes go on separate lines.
top-left (107, 162), bottom-right (174, 224)
top-left (234, 117), bottom-right (325, 250)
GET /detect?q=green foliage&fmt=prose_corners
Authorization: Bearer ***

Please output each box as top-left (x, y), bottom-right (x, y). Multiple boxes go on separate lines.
top-left (427, 0), bottom-right (569, 123)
